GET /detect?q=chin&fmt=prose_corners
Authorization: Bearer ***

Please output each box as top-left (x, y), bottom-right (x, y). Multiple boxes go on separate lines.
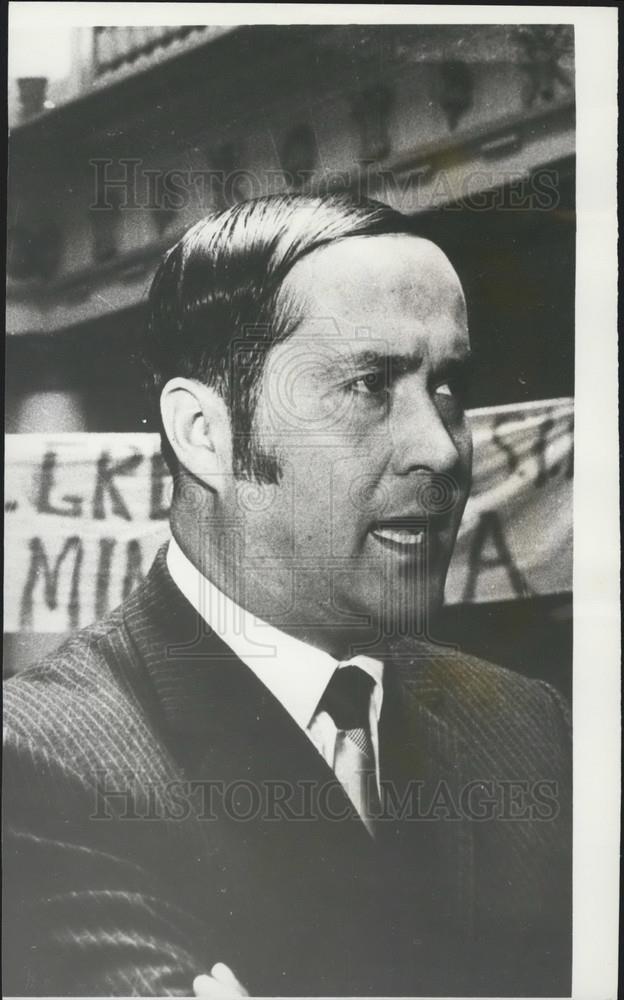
top-left (348, 583), bottom-right (445, 649)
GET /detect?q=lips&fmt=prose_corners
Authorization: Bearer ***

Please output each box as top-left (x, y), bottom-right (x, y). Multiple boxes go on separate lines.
top-left (369, 517), bottom-right (428, 551)
top-left (371, 525), bottom-right (425, 548)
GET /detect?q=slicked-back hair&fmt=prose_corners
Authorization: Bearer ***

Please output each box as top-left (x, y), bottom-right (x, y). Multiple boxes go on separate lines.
top-left (143, 193), bottom-right (415, 481)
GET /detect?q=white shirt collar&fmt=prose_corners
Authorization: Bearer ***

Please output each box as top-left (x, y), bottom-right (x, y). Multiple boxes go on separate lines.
top-left (166, 537), bottom-right (383, 732)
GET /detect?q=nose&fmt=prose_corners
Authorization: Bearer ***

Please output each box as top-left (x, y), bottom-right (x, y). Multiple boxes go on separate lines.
top-left (390, 387), bottom-right (463, 477)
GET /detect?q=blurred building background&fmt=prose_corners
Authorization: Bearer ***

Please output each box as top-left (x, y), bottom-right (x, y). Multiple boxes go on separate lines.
top-left (6, 23), bottom-right (575, 691)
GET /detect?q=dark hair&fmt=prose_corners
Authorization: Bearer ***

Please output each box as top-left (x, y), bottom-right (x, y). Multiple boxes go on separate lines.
top-left (142, 193), bottom-right (414, 480)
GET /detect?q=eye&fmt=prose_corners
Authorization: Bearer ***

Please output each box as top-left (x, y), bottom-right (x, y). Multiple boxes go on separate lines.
top-left (348, 370), bottom-right (388, 396)
top-left (434, 371), bottom-right (469, 406)
top-left (435, 382), bottom-right (454, 397)
top-left (433, 376), bottom-right (469, 420)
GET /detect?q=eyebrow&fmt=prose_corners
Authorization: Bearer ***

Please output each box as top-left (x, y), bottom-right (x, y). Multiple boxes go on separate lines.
top-left (344, 348), bottom-right (473, 377)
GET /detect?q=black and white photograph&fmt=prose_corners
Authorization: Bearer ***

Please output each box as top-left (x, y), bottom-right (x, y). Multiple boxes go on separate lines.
top-left (3, 4), bottom-right (619, 998)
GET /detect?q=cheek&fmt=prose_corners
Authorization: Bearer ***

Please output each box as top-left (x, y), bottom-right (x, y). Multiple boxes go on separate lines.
top-left (287, 448), bottom-right (385, 550)
top-left (240, 452), bottom-right (336, 556)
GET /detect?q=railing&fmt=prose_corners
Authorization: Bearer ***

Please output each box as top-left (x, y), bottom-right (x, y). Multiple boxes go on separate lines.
top-left (9, 25), bottom-right (238, 127)
top-left (92, 25), bottom-right (231, 77)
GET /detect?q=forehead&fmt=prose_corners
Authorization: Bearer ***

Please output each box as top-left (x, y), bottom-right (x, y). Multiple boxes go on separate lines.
top-left (278, 233), bottom-right (469, 363)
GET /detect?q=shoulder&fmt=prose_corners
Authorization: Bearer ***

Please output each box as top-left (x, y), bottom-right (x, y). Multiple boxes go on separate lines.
top-left (407, 643), bottom-right (571, 770)
top-left (441, 648), bottom-right (569, 724)
top-left (4, 607), bottom-right (156, 781)
top-left (416, 641), bottom-right (568, 714)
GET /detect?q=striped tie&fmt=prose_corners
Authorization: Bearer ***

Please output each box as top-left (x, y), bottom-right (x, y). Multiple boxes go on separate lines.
top-left (318, 665), bottom-right (381, 836)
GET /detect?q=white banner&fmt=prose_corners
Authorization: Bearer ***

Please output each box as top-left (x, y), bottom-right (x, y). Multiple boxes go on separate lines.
top-left (446, 397), bottom-right (573, 604)
top-left (4, 398), bottom-right (573, 632)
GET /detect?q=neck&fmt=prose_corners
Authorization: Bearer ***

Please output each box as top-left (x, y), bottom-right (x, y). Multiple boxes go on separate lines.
top-left (171, 519), bottom-right (389, 661)
top-left (171, 515), bottom-right (443, 664)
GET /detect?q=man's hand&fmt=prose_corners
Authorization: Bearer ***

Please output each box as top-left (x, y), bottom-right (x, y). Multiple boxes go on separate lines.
top-left (193, 963), bottom-right (248, 998)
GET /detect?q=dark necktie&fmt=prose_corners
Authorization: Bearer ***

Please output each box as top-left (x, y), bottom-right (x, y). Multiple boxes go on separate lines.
top-left (317, 664), bottom-right (381, 835)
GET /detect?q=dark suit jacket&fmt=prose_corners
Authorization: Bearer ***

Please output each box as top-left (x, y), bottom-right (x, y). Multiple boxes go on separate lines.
top-left (3, 546), bottom-right (571, 997)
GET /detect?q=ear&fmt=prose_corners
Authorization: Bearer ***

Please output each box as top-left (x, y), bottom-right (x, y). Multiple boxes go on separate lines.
top-left (160, 377), bottom-right (233, 491)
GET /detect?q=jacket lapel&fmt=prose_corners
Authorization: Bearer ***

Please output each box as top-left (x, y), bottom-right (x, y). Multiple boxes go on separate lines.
top-left (112, 547), bottom-right (385, 992)
top-left (115, 546), bottom-right (370, 834)
top-left (109, 547), bottom-right (476, 993)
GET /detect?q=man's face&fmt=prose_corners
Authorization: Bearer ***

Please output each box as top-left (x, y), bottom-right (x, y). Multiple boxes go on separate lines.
top-left (227, 234), bottom-right (472, 653)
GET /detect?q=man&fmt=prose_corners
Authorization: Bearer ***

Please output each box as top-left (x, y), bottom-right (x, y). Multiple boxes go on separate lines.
top-left (3, 194), bottom-right (571, 997)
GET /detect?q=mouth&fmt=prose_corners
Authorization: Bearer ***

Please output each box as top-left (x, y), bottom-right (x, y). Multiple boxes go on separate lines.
top-left (369, 519), bottom-right (427, 552)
